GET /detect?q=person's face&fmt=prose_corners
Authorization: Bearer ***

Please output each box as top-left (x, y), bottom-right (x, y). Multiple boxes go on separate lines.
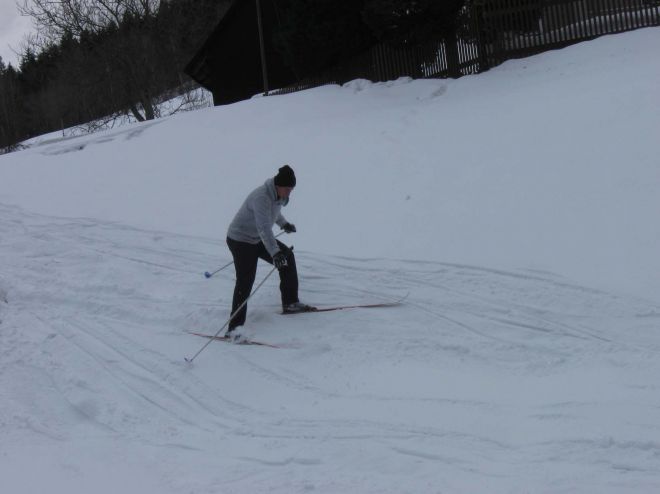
top-left (276, 186), bottom-right (294, 199)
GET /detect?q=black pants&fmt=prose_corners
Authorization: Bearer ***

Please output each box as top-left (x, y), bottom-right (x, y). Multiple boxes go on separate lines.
top-left (226, 237), bottom-right (299, 329)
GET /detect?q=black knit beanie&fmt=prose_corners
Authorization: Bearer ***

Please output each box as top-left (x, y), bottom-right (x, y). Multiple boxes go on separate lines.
top-left (274, 165), bottom-right (296, 187)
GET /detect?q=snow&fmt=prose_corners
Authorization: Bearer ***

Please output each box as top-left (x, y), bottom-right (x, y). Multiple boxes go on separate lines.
top-left (17, 86), bottom-right (213, 147)
top-left (1, 28), bottom-right (659, 493)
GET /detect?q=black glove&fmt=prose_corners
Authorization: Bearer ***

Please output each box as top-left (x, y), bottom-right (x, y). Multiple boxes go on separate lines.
top-left (272, 251), bottom-right (288, 269)
top-left (282, 223), bottom-right (296, 233)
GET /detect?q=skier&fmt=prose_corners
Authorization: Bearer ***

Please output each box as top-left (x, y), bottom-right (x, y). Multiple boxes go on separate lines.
top-left (225, 165), bottom-right (315, 337)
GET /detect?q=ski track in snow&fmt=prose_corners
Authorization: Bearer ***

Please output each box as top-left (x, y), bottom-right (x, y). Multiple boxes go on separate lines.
top-left (1, 202), bottom-right (660, 493)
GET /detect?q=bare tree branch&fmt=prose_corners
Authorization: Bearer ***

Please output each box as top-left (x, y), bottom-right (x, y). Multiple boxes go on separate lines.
top-left (19, 0), bottom-right (161, 39)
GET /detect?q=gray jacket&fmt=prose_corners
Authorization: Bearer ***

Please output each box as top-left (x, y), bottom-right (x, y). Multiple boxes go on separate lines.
top-left (227, 178), bottom-right (289, 256)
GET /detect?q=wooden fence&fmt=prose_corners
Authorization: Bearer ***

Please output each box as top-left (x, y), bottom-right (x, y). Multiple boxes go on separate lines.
top-left (478, 0), bottom-right (660, 65)
top-left (271, 0), bottom-right (660, 96)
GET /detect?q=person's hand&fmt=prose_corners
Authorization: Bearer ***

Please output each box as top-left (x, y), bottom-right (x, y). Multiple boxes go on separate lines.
top-left (282, 223), bottom-right (296, 233)
top-left (273, 251), bottom-right (288, 269)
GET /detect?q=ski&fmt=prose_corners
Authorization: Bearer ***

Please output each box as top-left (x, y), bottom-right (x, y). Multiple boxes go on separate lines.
top-left (282, 294), bottom-right (408, 314)
top-left (189, 332), bottom-right (280, 348)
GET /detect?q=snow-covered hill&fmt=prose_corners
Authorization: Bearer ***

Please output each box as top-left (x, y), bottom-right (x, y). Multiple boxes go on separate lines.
top-left (0, 28), bottom-right (659, 493)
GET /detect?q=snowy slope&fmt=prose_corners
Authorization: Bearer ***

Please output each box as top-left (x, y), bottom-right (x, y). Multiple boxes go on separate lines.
top-left (1, 28), bottom-right (659, 493)
top-left (2, 29), bottom-right (660, 300)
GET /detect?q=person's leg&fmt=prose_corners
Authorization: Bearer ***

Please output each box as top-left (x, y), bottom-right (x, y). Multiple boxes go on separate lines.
top-left (256, 241), bottom-right (299, 307)
top-left (226, 237), bottom-right (259, 330)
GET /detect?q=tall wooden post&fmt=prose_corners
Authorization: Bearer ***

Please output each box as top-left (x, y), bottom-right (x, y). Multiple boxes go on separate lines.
top-left (256, 0), bottom-right (269, 95)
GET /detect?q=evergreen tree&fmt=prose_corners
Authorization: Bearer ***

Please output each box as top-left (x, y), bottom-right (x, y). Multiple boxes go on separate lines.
top-left (273, 0), bottom-right (375, 79)
top-left (0, 62), bottom-right (24, 150)
top-left (362, 0), bottom-right (467, 77)
top-left (362, 0), bottom-right (466, 43)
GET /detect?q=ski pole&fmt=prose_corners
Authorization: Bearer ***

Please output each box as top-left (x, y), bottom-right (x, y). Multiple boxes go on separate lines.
top-left (204, 260), bottom-right (233, 279)
top-left (204, 231), bottom-right (287, 278)
top-left (186, 265), bottom-right (279, 363)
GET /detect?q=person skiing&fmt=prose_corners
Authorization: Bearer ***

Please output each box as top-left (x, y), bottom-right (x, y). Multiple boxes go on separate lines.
top-left (225, 165), bottom-right (315, 337)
